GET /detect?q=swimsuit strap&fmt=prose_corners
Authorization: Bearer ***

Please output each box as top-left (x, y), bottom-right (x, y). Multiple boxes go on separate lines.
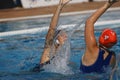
top-left (99, 46), bottom-right (113, 66)
top-left (103, 50), bottom-right (113, 66)
top-left (80, 48), bottom-right (105, 73)
top-left (80, 48), bottom-right (114, 73)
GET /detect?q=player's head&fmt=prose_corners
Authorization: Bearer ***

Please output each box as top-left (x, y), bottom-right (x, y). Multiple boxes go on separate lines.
top-left (99, 28), bottom-right (117, 48)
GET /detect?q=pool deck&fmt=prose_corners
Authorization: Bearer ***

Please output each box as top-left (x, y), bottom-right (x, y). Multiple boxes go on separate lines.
top-left (0, 1), bottom-right (120, 22)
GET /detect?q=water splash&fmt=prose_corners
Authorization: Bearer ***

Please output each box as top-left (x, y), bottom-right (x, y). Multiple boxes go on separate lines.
top-left (43, 38), bottom-right (73, 75)
top-left (42, 16), bottom-right (87, 75)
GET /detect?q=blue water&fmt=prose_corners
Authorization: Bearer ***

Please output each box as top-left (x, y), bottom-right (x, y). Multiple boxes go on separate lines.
top-left (0, 10), bottom-right (120, 80)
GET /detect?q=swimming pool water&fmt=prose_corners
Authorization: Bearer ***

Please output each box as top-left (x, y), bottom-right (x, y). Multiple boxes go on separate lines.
top-left (0, 9), bottom-right (120, 80)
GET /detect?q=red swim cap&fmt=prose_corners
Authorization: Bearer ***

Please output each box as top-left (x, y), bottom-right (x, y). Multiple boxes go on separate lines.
top-left (99, 28), bottom-right (117, 48)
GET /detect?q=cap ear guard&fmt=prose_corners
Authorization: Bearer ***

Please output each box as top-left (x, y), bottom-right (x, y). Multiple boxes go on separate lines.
top-left (99, 28), bottom-right (117, 48)
top-left (54, 39), bottom-right (60, 46)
